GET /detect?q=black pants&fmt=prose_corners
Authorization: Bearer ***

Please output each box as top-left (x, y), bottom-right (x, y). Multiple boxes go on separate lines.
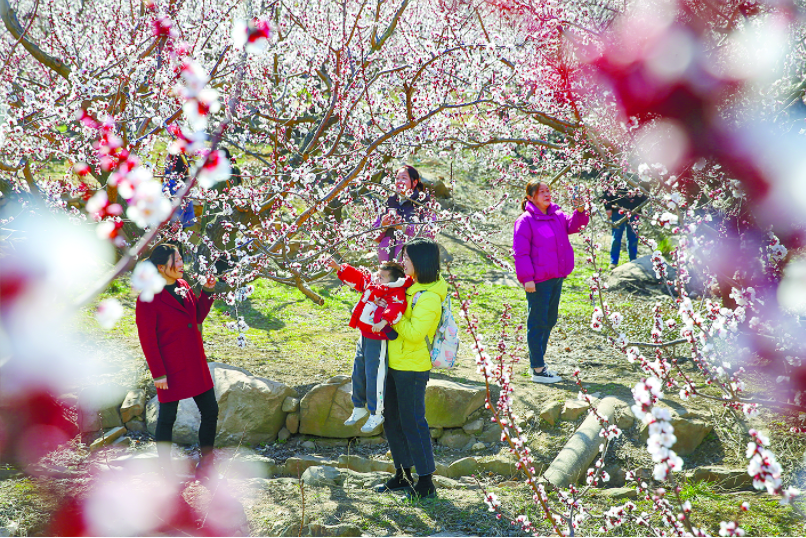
top-left (155, 388), bottom-right (218, 448)
top-left (383, 368), bottom-right (435, 476)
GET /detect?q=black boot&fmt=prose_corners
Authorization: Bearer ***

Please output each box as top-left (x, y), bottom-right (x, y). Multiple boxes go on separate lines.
top-left (406, 473), bottom-right (437, 500)
top-left (376, 467), bottom-right (414, 493)
top-left (195, 446), bottom-right (221, 487)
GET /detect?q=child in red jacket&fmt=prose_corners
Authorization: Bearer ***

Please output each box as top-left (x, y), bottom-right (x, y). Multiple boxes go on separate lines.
top-left (326, 258), bottom-right (409, 433)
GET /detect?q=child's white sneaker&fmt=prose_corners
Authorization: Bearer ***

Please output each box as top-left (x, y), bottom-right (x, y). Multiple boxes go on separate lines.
top-left (344, 407), bottom-right (369, 426)
top-left (361, 414), bottom-right (385, 433)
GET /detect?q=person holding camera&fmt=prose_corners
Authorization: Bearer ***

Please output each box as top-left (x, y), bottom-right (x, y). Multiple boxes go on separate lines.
top-left (374, 165), bottom-right (431, 263)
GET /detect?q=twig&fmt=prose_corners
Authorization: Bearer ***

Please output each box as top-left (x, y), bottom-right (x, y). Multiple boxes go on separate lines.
top-left (626, 338), bottom-right (688, 349)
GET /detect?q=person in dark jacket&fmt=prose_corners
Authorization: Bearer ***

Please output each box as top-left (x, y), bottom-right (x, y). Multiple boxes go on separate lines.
top-left (374, 166), bottom-right (432, 262)
top-left (600, 185), bottom-right (648, 270)
top-left (163, 156), bottom-right (196, 228)
top-left (135, 244), bottom-right (219, 483)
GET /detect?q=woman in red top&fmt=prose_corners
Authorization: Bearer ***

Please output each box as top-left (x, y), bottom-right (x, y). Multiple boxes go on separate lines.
top-left (135, 244), bottom-right (218, 482)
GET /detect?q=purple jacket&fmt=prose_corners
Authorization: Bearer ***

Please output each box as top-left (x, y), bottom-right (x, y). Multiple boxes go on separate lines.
top-left (513, 201), bottom-right (589, 284)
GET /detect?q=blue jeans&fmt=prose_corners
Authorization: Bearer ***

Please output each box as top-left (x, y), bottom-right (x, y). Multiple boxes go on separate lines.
top-left (610, 213), bottom-right (638, 265)
top-left (383, 368), bottom-right (435, 476)
top-left (526, 278), bottom-right (564, 370)
top-left (351, 337), bottom-right (388, 414)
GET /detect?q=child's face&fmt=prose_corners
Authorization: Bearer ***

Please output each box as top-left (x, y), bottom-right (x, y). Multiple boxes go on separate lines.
top-left (376, 269), bottom-right (393, 284)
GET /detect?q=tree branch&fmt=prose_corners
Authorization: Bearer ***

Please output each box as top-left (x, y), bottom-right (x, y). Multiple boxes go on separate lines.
top-left (0, 0), bottom-right (71, 80)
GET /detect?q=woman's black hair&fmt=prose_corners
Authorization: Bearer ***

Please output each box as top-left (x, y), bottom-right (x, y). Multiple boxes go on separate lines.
top-left (148, 243), bottom-right (180, 270)
top-left (400, 165), bottom-right (424, 195)
top-left (165, 155), bottom-right (189, 178)
top-left (403, 238), bottom-right (440, 284)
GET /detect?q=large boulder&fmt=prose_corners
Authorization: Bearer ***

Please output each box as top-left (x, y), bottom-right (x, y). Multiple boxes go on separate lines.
top-left (605, 255), bottom-right (677, 296)
top-left (79, 383), bottom-right (129, 433)
top-left (639, 411), bottom-right (713, 456)
top-left (425, 379), bottom-right (486, 428)
top-left (146, 362), bottom-right (297, 446)
top-left (299, 376), bottom-right (378, 438)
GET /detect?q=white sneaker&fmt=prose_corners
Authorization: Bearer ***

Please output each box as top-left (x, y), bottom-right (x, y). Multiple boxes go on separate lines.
top-left (344, 407), bottom-right (369, 426)
top-left (360, 414), bottom-right (385, 433)
top-left (532, 369), bottom-right (562, 384)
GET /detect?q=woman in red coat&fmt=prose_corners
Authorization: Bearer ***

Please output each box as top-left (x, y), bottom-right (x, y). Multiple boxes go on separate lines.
top-left (135, 244), bottom-right (218, 482)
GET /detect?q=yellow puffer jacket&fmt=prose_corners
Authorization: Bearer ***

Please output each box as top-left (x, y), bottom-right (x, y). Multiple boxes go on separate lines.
top-left (389, 277), bottom-right (448, 371)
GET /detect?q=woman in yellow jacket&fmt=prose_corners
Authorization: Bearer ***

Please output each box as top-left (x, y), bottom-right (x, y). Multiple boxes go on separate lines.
top-left (377, 238), bottom-right (446, 500)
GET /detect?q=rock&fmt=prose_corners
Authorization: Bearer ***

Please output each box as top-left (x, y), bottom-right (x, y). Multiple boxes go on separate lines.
top-left (435, 462), bottom-right (450, 477)
top-left (301, 465), bottom-right (344, 488)
top-left (282, 397), bottom-right (300, 413)
top-left (89, 426), bottom-right (127, 451)
top-left (302, 441), bottom-right (316, 449)
top-left (315, 438), bottom-right (350, 448)
top-left (145, 362), bottom-right (297, 446)
top-left (606, 255), bottom-right (677, 296)
top-left (344, 470), bottom-right (391, 489)
top-left (690, 466), bottom-right (754, 491)
top-left (430, 427), bottom-right (444, 439)
top-left (561, 400), bottom-right (589, 421)
top-left (425, 379), bottom-right (486, 428)
top-left (79, 383), bottom-right (128, 433)
top-left (355, 436), bottom-right (386, 446)
top-left (544, 397), bottom-right (621, 488)
top-left (471, 442), bottom-right (486, 452)
top-left (124, 419), bottom-right (146, 432)
top-left (299, 378), bottom-right (377, 438)
top-left (100, 407), bottom-right (124, 429)
top-left (230, 452), bottom-right (279, 478)
top-left (285, 456), bottom-right (336, 478)
top-left (307, 523), bottom-right (362, 537)
top-left (286, 413), bottom-right (300, 434)
top-left (515, 411), bottom-right (534, 428)
top-left (439, 429), bottom-right (473, 449)
top-left (601, 487), bottom-right (638, 499)
top-left (277, 427), bottom-right (291, 441)
top-left (338, 455), bottom-right (395, 474)
top-left (670, 415), bottom-right (713, 455)
top-left (639, 413), bottom-right (713, 455)
top-left (615, 405), bottom-right (636, 430)
top-left (432, 476), bottom-right (463, 489)
top-left (120, 389), bottom-right (146, 423)
top-left (338, 455), bottom-right (374, 474)
top-left (479, 455), bottom-right (520, 478)
top-left (540, 400), bottom-right (563, 426)
top-left (447, 457), bottom-right (478, 478)
top-left (463, 418), bottom-right (484, 435)
top-left (477, 424), bottom-right (502, 444)
top-left (422, 177), bottom-right (451, 198)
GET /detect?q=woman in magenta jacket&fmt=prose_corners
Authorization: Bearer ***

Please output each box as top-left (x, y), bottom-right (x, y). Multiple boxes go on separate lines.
top-left (136, 244), bottom-right (218, 482)
top-left (513, 181), bottom-right (589, 383)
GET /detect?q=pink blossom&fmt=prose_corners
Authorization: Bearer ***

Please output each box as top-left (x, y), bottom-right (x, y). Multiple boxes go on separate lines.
top-left (131, 261), bottom-right (165, 302)
top-left (197, 149), bottom-right (231, 189)
top-left (95, 298), bottom-right (123, 330)
top-left (126, 180), bottom-right (173, 229)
